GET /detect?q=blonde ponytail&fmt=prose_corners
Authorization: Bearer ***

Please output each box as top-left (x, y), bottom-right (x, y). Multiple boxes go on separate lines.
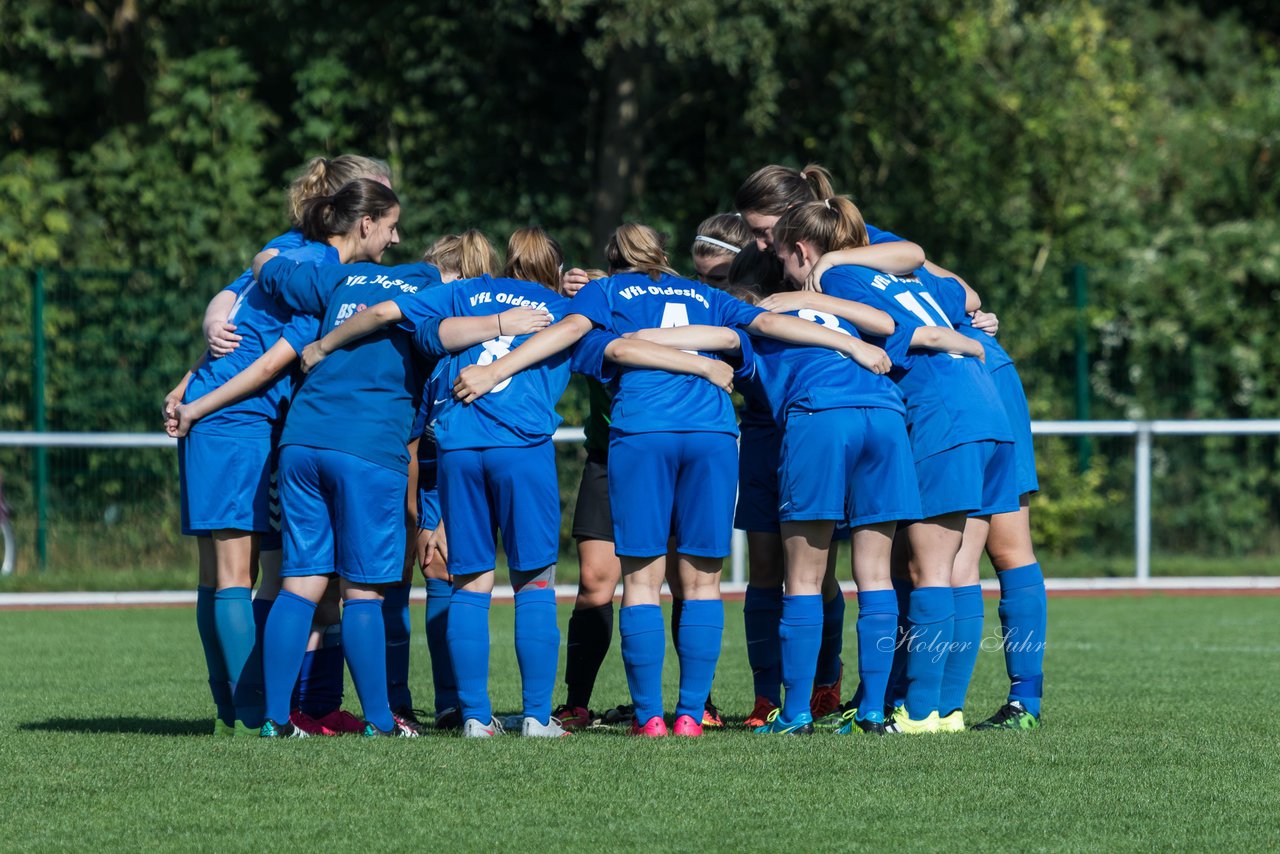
top-left (605, 222), bottom-right (679, 282)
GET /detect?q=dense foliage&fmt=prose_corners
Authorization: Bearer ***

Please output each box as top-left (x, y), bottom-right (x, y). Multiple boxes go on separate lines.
top-left (1, 0), bottom-right (1277, 564)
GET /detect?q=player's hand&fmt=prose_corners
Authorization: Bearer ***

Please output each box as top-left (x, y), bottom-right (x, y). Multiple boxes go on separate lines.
top-left (300, 340), bottom-right (327, 374)
top-left (848, 340), bottom-right (892, 375)
top-left (699, 358), bottom-right (735, 394)
top-left (561, 267), bottom-right (591, 297)
top-left (204, 320), bottom-right (242, 357)
top-left (453, 363), bottom-right (503, 404)
top-left (251, 248), bottom-right (280, 279)
top-left (168, 403), bottom-right (199, 438)
top-left (498, 307), bottom-right (553, 337)
top-left (161, 384), bottom-right (185, 424)
top-left (427, 524), bottom-right (448, 565)
top-left (971, 309), bottom-right (999, 336)
top-left (804, 254), bottom-right (838, 292)
top-left (759, 291), bottom-right (813, 314)
top-left (415, 527), bottom-right (433, 574)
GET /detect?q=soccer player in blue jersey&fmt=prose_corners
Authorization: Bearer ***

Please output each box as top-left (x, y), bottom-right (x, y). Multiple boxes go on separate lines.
top-left (733, 164), bottom-right (930, 722)
top-left (452, 222), bottom-right (901, 736)
top-left (164, 155), bottom-right (393, 736)
top-left (765, 197), bottom-right (1016, 734)
top-left (404, 230), bottom-right (504, 731)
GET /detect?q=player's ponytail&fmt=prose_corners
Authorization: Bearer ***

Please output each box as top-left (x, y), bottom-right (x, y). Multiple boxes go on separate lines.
top-left (423, 229), bottom-right (500, 279)
top-left (605, 222), bottom-right (679, 282)
top-left (772, 196), bottom-right (869, 256)
top-left (299, 178), bottom-right (400, 242)
top-left (286, 154), bottom-right (393, 226)
top-left (734, 163), bottom-right (838, 216)
top-left (504, 227), bottom-right (564, 292)
top-left (692, 213), bottom-right (752, 262)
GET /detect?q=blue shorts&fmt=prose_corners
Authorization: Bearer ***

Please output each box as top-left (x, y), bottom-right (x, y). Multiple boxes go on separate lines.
top-left (417, 486), bottom-right (442, 531)
top-left (179, 430), bottom-right (275, 535)
top-left (734, 424), bottom-right (781, 533)
top-left (438, 441), bottom-right (560, 575)
top-left (261, 465), bottom-right (282, 551)
top-left (915, 440), bottom-right (1020, 520)
top-left (990, 364), bottom-right (1038, 496)
top-left (278, 445), bottom-right (406, 584)
top-left (609, 431), bottom-right (738, 559)
top-left (779, 408), bottom-right (921, 528)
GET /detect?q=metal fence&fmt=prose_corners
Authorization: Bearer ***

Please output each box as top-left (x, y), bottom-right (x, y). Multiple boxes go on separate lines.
top-left (2, 421), bottom-right (1277, 583)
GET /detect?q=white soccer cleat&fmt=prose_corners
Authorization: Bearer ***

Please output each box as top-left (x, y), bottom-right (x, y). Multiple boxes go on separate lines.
top-left (519, 716), bottom-right (571, 738)
top-left (462, 717), bottom-right (504, 738)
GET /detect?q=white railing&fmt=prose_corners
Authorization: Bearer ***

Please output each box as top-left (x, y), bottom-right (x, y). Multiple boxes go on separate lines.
top-left (4, 420), bottom-right (1279, 583)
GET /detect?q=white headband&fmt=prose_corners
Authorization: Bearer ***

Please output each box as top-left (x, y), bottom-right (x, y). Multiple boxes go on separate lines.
top-left (695, 235), bottom-right (742, 254)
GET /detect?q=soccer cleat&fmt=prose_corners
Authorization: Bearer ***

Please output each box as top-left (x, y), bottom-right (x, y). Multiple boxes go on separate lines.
top-left (552, 704), bottom-right (592, 729)
top-left (836, 712), bottom-right (887, 736)
top-left (462, 716), bottom-right (505, 738)
top-left (816, 698), bottom-right (857, 730)
top-left (362, 718), bottom-right (421, 738)
top-left (392, 707), bottom-right (428, 735)
top-left (435, 706), bottom-right (463, 731)
top-left (672, 714), bottom-right (704, 737)
top-left (744, 696), bottom-right (779, 730)
top-left (259, 718), bottom-right (309, 738)
top-left (599, 703), bottom-right (636, 726)
top-left (753, 708), bottom-right (814, 735)
top-left (701, 699), bottom-right (724, 728)
top-left (629, 716), bottom-right (669, 737)
top-left (810, 670), bottom-right (843, 720)
top-left (885, 706), bottom-right (940, 734)
top-left (214, 719), bottom-right (235, 738)
top-left (519, 716), bottom-right (572, 738)
top-left (937, 710), bottom-right (965, 733)
top-left (315, 709), bottom-right (366, 734)
top-left (971, 701), bottom-right (1040, 732)
top-left (234, 721), bottom-right (261, 737)
top-left (290, 710), bottom-right (340, 736)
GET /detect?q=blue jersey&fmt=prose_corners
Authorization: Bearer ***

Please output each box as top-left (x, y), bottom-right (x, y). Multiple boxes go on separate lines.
top-left (405, 275), bottom-right (578, 451)
top-left (184, 243), bottom-right (330, 436)
top-left (911, 273), bottom-right (1014, 373)
top-left (865, 223), bottom-right (904, 245)
top-left (570, 272), bottom-right (765, 436)
top-left (739, 311), bottom-right (905, 424)
top-left (257, 257), bottom-right (443, 472)
top-left (224, 230), bottom-right (310, 297)
top-left (820, 265), bottom-right (1012, 460)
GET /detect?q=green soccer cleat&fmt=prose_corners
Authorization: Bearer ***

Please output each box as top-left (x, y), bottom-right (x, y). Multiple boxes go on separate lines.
top-left (885, 706), bottom-right (940, 734)
top-left (835, 709), bottom-right (887, 736)
top-left (234, 721), bottom-right (262, 737)
top-left (214, 719), bottom-right (235, 738)
top-left (817, 699), bottom-right (857, 731)
top-left (753, 708), bottom-right (815, 735)
top-left (937, 710), bottom-right (965, 733)
top-left (971, 701), bottom-right (1040, 732)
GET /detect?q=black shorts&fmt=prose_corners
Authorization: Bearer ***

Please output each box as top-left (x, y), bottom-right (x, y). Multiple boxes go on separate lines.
top-left (571, 450), bottom-right (614, 542)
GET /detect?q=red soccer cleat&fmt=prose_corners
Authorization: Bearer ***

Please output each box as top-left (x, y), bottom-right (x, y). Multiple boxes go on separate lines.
top-left (629, 715), bottom-right (669, 737)
top-left (672, 714), bottom-right (703, 737)
top-left (744, 695), bottom-right (779, 730)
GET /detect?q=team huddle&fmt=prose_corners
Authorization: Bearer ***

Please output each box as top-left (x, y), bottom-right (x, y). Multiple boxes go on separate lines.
top-left (164, 154), bottom-right (1047, 739)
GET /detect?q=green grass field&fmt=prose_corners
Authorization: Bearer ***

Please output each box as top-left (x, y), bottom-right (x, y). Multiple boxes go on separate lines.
top-left (2, 595), bottom-right (1277, 850)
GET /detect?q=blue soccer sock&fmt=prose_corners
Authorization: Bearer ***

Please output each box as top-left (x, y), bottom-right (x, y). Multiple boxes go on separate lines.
top-left (252, 596), bottom-right (273, 652)
top-left (743, 585), bottom-right (783, 706)
top-left (214, 587), bottom-right (265, 728)
top-left (424, 578), bottom-right (458, 713)
top-left (815, 591), bottom-right (846, 687)
top-left (262, 590), bottom-right (316, 725)
top-left (297, 638), bottom-right (344, 718)
top-left (998, 563), bottom-right (1047, 717)
top-left (779, 594), bottom-right (823, 721)
top-left (855, 589), bottom-right (898, 724)
top-left (887, 575), bottom-right (913, 708)
top-left (514, 587), bottom-right (559, 725)
top-left (341, 598), bottom-right (394, 733)
top-left (619, 604), bottom-right (665, 725)
top-left (196, 585), bottom-right (234, 726)
top-left (382, 582), bottom-right (413, 711)
top-left (904, 586), bottom-right (954, 720)
top-left (675, 599), bottom-right (724, 721)
top-left (446, 589), bottom-right (492, 724)
top-left (939, 585), bottom-right (984, 717)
